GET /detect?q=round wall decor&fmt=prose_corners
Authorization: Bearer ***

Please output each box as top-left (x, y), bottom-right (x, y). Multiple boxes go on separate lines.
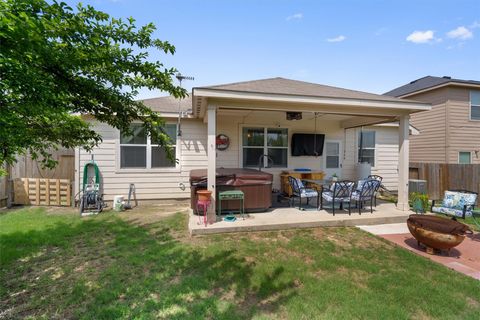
top-left (216, 134), bottom-right (230, 150)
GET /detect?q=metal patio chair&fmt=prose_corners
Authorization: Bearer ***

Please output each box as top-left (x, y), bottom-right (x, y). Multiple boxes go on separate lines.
top-left (320, 180), bottom-right (355, 215)
top-left (367, 174), bottom-right (383, 206)
top-left (288, 176), bottom-right (319, 210)
top-left (351, 179), bottom-right (381, 214)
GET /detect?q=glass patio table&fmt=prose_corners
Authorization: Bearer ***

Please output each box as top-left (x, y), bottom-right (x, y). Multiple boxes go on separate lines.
top-left (301, 179), bottom-right (333, 190)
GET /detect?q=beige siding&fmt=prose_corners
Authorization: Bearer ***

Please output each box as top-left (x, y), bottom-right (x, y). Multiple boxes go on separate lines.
top-left (408, 88), bottom-right (448, 163)
top-left (445, 87), bottom-right (480, 164)
top-left (77, 118), bottom-right (207, 201)
top-left (77, 112), bottom-right (404, 200)
top-left (406, 86), bottom-right (480, 164)
top-left (343, 126), bottom-right (400, 191)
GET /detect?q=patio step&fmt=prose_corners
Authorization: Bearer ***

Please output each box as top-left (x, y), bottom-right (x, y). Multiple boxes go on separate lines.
top-left (189, 210), bottom-right (410, 235)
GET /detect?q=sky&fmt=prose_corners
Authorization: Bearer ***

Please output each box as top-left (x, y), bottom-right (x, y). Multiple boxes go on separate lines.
top-left (73, 0), bottom-right (479, 99)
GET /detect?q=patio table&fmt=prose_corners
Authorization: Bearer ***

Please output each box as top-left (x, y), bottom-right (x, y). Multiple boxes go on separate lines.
top-left (302, 179), bottom-right (332, 189)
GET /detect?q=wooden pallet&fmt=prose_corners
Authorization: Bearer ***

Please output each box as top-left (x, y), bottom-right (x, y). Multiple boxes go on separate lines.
top-left (14, 178), bottom-right (71, 206)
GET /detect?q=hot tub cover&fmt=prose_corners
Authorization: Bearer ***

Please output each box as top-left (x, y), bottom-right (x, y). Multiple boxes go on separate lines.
top-left (190, 168), bottom-right (273, 186)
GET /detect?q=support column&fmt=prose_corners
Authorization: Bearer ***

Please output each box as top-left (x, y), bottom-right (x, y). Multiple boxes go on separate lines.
top-left (207, 105), bottom-right (217, 223)
top-left (397, 114), bottom-right (410, 211)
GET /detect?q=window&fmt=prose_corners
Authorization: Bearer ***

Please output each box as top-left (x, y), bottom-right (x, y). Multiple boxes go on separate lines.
top-left (358, 131), bottom-right (375, 166)
top-left (242, 127), bottom-right (288, 168)
top-left (459, 151), bottom-right (471, 164)
top-left (471, 91), bottom-right (480, 120)
top-left (120, 123), bottom-right (177, 169)
top-left (325, 142), bottom-right (340, 168)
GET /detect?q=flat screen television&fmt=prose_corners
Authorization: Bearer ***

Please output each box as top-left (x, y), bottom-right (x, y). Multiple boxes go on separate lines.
top-left (291, 133), bottom-right (325, 156)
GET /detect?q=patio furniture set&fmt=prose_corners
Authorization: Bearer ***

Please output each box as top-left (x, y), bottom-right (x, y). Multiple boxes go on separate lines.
top-left (287, 175), bottom-right (383, 215)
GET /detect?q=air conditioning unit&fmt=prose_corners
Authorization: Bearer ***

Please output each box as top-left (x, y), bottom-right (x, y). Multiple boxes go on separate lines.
top-left (409, 179), bottom-right (427, 194)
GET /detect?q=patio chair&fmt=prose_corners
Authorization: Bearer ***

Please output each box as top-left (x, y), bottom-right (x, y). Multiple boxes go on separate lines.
top-left (287, 176), bottom-right (319, 210)
top-left (367, 174), bottom-right (383, 206)
top-left (350, 179), bottom-right (381, 214)
top-left (431, 189), bottom-right (477, 220)
top-left (320, 180), bottom-right (355, 216)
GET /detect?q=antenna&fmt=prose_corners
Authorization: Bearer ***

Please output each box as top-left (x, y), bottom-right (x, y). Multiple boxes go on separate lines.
top-left (175, 73), bottom-right (194, 136)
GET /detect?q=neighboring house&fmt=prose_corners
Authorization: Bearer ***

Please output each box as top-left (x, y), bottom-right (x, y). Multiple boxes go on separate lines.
top-left (385, 76), bottom-right (480, 164)
top-left (75, 77), bottom-right (430, 211)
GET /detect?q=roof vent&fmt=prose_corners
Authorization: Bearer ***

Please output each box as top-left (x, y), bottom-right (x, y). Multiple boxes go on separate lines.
top-left (442, 76), bottom-right (451, 79)
top-left (409, 80), bottom-right (417, 84)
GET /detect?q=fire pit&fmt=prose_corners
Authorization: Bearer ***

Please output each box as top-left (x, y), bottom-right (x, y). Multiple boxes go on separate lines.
top-left (407, 215), bottom-right (472, 255)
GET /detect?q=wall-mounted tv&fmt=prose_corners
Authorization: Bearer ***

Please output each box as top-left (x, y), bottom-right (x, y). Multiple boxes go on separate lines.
top-left (291, 133), bottom-right (325, 156)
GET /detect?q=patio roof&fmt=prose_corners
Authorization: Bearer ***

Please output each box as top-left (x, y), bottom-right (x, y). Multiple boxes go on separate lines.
top-left (192, 77), bottom-right (431, 118)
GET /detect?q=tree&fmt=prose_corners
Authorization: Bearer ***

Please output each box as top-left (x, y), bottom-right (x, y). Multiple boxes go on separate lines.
top-left (0, 0), bottom-right (186, 175)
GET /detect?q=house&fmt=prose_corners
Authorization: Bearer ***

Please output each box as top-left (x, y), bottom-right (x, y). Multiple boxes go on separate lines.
top-left (385, 76), bottom-right (480, 164)
top-left (75, 77), bottom-right (430, 211)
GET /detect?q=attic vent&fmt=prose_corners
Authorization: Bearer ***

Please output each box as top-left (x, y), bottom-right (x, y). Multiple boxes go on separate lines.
top-left (442, 76), bottom-right (451, 79)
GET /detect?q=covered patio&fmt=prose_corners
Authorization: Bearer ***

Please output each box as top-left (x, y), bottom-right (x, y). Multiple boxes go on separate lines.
top-left (189, 201), bottom-right (413, 235)
top-left (190, 78), bottom-right (430, 228)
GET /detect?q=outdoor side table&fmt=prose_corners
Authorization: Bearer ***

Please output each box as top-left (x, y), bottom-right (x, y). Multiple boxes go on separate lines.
top-left (218, 190), bottom-right (245, 219)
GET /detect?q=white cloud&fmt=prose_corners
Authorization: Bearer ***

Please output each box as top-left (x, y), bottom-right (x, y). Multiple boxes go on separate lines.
top-left (447, 26), bottom-right (473, 40)
top-left (286, 13), bottom-right (303, 21)
top-left (406, 30), bottom-right (435, 43)
top-left (326, 35), bottom-right (346, 42)
top-left (470, 21), bottom-right (480, 29)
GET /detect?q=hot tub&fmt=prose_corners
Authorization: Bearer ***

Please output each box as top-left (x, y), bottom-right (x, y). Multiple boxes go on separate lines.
top-left (190, 168), bottom-right (273, 213)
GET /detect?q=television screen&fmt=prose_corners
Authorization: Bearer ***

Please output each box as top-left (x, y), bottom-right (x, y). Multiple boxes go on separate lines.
top-left (291, 133), bottom-right (325, 156)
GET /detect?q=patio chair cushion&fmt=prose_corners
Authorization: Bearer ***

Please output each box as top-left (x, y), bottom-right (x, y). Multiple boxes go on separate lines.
top-left (441, 191), bottom-right (477, 210)
top-left (356, 179), bottom-right (366, 191)
top-left (351, 190), bottom-right (361, 201)
top-left (299, 188), bottom-right (318, 198)
top-left (322, 191), bottom-right (349, 202)
top-left (431, 206), bottom-right (473, 218)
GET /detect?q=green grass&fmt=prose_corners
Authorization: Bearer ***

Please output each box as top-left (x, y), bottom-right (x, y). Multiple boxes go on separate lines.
top-left (1, 207), bottom-right (479, 319)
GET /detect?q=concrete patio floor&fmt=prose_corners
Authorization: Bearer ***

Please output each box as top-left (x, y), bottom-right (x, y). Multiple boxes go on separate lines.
top-left (358, 222), bottom-right (480, 280)
top-left (189, 201), bottom-right (413, 235)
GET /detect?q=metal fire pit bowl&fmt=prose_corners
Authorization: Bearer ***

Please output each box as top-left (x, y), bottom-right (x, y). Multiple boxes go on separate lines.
top-left (407, 214), bottom-right (472, 255)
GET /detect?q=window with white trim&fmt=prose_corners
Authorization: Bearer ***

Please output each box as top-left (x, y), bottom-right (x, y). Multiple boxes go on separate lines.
top-left (470, 91), bottom-right (480, 120)
top-left (358, 131), bottom-right (375, 166)
top-left (242, 127), bottom-right (288, 168)
top-left (459, 151), bottom-right (471, 164)
top-left (325, 142), bottom-right (340, 168)
top-left (120, 123), bottom-right (177, 169)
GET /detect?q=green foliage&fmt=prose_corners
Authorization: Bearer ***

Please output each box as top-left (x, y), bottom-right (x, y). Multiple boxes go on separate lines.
top-left (0, 0), bottom-right (186, 171)
top-left (409, 192), bottom-right (429, 213)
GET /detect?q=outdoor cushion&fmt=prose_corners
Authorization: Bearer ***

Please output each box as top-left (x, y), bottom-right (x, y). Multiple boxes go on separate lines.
top-left (299, 188), bottom-right (318, 198)
top-left (322, 191), bottom-right (349, 202)
top-left (351, 190), bottom-right (361, 201)
top-left (356, 179), bottom-right (366, 191)
top-left (432, 206), bottom-right (473, 218)
top-left (441, 191), bottom-right (477, 210)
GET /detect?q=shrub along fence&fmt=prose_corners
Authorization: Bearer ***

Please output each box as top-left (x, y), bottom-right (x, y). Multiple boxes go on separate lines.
top-left (409, 162), bottom-right (480, 205)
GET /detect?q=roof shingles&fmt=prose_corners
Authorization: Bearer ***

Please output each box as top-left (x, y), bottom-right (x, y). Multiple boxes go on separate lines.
top-left (198, 77), bottom-right (411, 103)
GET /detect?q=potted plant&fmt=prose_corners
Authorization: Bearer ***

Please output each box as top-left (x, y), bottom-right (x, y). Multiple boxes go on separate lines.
top-left (409, 192), bottom-right (429, 214)
top-left (331, 173), bottom-right (338, 182)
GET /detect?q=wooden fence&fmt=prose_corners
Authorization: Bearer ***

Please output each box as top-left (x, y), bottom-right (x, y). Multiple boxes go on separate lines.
top-left (409, 163), bottom-right (480, 204)
top-left (13, 178), bottom-right (71, 206)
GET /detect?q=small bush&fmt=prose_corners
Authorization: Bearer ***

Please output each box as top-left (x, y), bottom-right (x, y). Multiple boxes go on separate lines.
top-left (409, 192), bottom-right (429, 213)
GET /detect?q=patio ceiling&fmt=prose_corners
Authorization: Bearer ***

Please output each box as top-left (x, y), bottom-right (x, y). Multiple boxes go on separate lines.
top-left (192, 77), bottom-right (431, 121)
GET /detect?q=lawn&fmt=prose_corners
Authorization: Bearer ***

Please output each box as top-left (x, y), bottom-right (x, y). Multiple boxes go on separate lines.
top-left (1, 207), bottom-right (479, 319)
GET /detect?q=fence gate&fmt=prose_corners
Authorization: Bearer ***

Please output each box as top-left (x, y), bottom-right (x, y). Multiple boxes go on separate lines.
top-left (14, 178), bottom-right (71, 206)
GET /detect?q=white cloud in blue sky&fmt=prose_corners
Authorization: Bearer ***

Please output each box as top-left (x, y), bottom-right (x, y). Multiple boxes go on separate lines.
top-left (447, 26), bottom-right (473, 40)
top-left (286, 13), bottom-right (303, 21)
top-left (326, 35), bottom-right (346, 43)
top-left (406, 30), bottom-right (436, 44)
